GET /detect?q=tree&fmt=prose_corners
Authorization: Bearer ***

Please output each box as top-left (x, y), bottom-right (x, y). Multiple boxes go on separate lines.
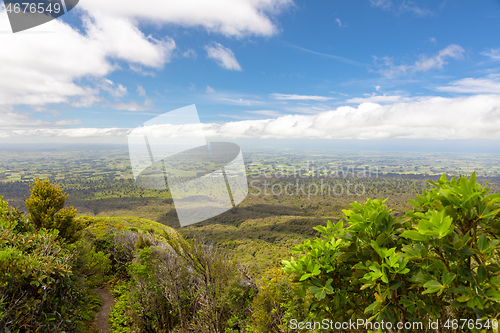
top-left (25, 178), bottom-right (82, 242)
top-left (283, 173), bottom-right (500, 332)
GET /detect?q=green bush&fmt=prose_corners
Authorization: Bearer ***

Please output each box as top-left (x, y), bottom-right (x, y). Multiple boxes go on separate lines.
top-left (0, 212), bottom-right (86, 331)
top-left (25, 178), bottom-right (84, 242)
top-left (110, 283), bottom-right (133, 333)
top-left (283, 173), bottom-right (500, 332)
top-left (124, 232), bottom-right (257, 332)
top-left (249, 267), bottom-right (308, 333)
top-left (75, 238), bottom-right (113, 287)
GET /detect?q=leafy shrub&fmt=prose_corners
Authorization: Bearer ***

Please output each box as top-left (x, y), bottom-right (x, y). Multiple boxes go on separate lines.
top-left (125, 232), bottom-right (257, 332)
top-left (75, 238), bottom-right (113, 287)
top-left (0, 195), bottom-right (33, 233)
top-left (0, 220), bottom-right (86, 331)
top-left (25, 178), bottom-right (84, 242)
top-left (249, 267), bottom-right (308, 333)
top-left (283, 173), bottom-right (500, 332)
top-left (109, 283), bottom-right (133, 333)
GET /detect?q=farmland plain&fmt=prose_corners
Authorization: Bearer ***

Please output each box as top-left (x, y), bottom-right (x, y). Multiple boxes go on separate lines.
top-left (1, 144), bottom-right (499, 271)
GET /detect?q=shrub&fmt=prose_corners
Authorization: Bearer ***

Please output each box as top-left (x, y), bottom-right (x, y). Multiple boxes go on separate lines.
top-left (25, 178), bottom-right (83, 242)
top-left (0, 224), bottom-right (84, 331)
top-left (283, 173), bottom-right (500, 332)
top-left (125, 232), bottom-right (257, 332)
top-left (109, 283), bottom-right (133, 333)
top-left (249, 267), bottom-right (308, 333)
top-left (75, 238), bottom-right (113, 287)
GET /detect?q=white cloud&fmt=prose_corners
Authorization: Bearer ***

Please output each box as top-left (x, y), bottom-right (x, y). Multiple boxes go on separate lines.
top-left (84, 13), bottom-right (176, 68)
top-left (370, 0), bottom-right (392, 10)
top-left (200, 95), bottom-right (500, 140)
top-left (370, 0), bottom-right (432, 16)
top-left (182, 48), bottom-right (197, 58)
top-left (54, 119), bottom-right (84, 126)
top-left (6, 95), bottom-right (500, 140)
top-left (111, 99), bottom-right (152, 112)
top-left (137, 86), bottom-right (147, 97)
top-left (6, 128), bottom-right (131, 138)
top-left (335, 18), bottom-right (343, 27)
top-left (482, 48), bottom-right (500, 61)
top-left (378, 44), bottom-right (465, 78)
top-left (0, 105), bottom-right (81, 130)
top-left (246, 110), bottom-right (283, 117)
top-left (205, 43), bottom-right (242, 71)
top-left (101, 79), bottom-right (128, 98)
top-left (346, 94), bottom-right (412, 104)
top-left (79, 0), bottom-right (293, 38)
top-left (218, 98), bottom-right (262, 106)
top-left (414, 44), bottom-right (464, 71)
top-left (71, 95), bottom-right (102, 108)
top-left (206, 86), bottom-right (216, 94)
top-left (271, 93), bottom-right (334, 101)
top-left (437, 76), bottom-right (500, 94)
top-left (0, 8), bottom-right (175, 107)
top-left (399, 1), bottom-right (433, 16)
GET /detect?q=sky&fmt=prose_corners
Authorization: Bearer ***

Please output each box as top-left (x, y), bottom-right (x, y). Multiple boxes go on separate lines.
top-left (1, 0), bottom-right (500, 150)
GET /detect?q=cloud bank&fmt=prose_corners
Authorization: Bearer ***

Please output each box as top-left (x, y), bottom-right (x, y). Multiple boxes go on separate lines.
top-left (3, 95), bottom-right (500, 140)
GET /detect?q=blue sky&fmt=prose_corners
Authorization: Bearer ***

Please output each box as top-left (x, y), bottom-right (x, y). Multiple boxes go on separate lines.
top-left (1, 0), bottom-right (500, 147)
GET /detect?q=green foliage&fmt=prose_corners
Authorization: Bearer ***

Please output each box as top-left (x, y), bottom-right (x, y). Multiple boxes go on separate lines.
top-left (283, 173), bottom-right (500, 331)
top-left (248, 267), bottom-right (308, 333)
top-left (25, 178), bottom-right (83, 242)
top-left (0, 197), bottom-right (90, 332)
top-left (134, 234), bottom-right (152, 250)
top-left (75, 238), bottom-right (113, 287)
top-left (124, 232), bottom-right (256, 332)
top-left (0, 195), bottom-right (33, 233)
top-left (109, 283), bottom-right (133, 333)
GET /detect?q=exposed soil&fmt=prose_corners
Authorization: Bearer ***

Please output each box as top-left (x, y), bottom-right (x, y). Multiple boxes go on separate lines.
top-left (92, 288), bottom-right (114, 333)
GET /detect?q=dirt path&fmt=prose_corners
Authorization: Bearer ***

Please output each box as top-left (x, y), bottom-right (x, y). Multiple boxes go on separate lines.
top-left (92, 288), bottom-right (114, 333)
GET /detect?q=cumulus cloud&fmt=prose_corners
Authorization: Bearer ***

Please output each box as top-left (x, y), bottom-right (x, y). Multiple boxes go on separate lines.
top-left (378, 44), bottom-right (465, 78)
top-left (195, 95), bottom-right (500, 140)
top-left (271, 93), bottom-right (333, 101)
top-left (4, 95), bottom-right (500, 140)
top-left (205, 43), bottom-right (242, 71)
top-left (79, 0), bottom-right (293, 37)
top-left (0, 8), bottom-right (175, 107)
top-left (0, 0), bottom-right (293, 110)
